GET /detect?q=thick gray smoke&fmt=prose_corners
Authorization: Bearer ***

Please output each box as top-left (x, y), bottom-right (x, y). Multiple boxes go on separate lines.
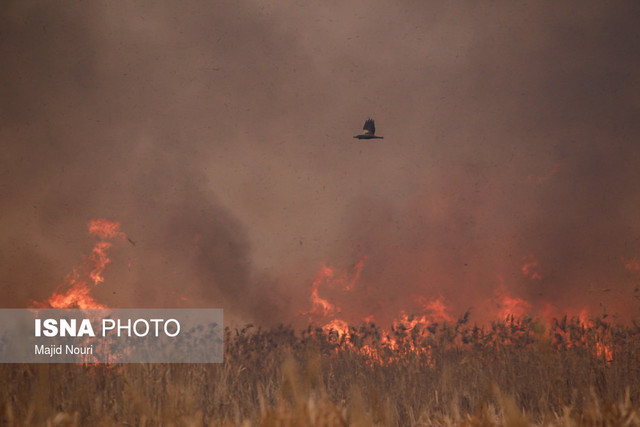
top-left (2, 1), bottom-right (639, 325)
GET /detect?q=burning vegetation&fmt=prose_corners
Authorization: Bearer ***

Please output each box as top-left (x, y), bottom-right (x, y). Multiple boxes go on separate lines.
top-left (4, 218), bottom-right (640, 425)
top-left (1, 315), bottom-right (640, 425)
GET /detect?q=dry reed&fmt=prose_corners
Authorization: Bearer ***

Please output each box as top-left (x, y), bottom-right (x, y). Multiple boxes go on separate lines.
top-left (1, 315), bottom-right (639, 426)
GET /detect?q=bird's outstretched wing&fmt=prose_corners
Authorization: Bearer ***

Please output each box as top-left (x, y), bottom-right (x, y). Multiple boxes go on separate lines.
top-left (363, 118), bottom-right (376, 135)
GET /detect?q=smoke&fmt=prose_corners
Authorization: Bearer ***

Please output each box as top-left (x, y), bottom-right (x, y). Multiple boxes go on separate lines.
top-left (1, 1), bottom-right (640, 325)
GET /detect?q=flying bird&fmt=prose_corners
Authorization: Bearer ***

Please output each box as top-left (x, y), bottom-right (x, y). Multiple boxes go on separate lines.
top-left (353, 118), bottom-right (384, 140)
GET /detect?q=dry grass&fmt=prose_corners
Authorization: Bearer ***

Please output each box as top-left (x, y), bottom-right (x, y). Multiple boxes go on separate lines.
top-left (1, 315), bottom-right (640, 426)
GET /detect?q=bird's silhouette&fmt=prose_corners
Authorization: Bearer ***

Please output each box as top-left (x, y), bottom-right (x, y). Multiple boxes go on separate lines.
top-left (353, 118), bottom-right (384, 140)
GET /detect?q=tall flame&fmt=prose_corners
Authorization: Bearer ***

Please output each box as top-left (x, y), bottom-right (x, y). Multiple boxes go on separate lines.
top-left (32, 219), bottom-right (125, 309)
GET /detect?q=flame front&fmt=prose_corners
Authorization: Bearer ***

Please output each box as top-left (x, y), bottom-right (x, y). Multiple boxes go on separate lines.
top-left (300, 258), bottom-right (620, 365)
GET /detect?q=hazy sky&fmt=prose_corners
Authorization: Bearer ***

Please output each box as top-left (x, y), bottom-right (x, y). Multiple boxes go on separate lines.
top-left (2, 1), bottom-right (640, 325)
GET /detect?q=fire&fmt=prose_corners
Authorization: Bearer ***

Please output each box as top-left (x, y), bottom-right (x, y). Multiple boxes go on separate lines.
top-left (494, 286), bottom-right (531, 320)
top-left (419, 296), bottom-right (453, 323)
top-left (46, 279), bottom-right (106, 309)
top-left (322, 319), bottom-right (349, 338)
top-left (304, 264), bottom-right (339, 318)
top-left (596, 341), bottom-right (613, 363)
top-left (300, 257), bottom-right (366, 321)
top-left (577, 307), bottom-right (591, 328)
top-left (300, 258), bottom-right (620, 366)
top-left (87, 218), bottom-right (125, 240)
top-left (301, 260), bottom-right (462, 365)
top-left (33, 219), bottom-right (125, 309)
top-left (548, 308), bottom-right (615, 365)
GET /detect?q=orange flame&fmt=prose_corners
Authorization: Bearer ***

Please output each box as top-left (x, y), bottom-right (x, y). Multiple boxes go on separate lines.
top-left (46, 280), bottom-right (107, 309)
top-left (494, 286), bottom-right (531, 320)
top-left (596, 342), bottom-right (614, 363)
top-left (33, 219), bottom-right (125, 309)
top-left (305, 264), bottom-right (339, 317)
top-left (322, 319), bottom-right (349, 338)
top-left (87, 218), bottom-right (125, 240)
top-left (299, 249), bottom-right (624, 365)
top-left (419, 296), bottom-right (454, 323)
top-left (300, 257), bottom-right (366, 321)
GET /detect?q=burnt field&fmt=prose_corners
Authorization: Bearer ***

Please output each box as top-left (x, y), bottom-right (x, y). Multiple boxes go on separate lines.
top-left (2, 315), bottom-right (640, 426)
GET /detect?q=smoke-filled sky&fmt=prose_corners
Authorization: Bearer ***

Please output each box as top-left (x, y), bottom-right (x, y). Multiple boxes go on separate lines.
top-left (2, 1), bottom-right (640, 325)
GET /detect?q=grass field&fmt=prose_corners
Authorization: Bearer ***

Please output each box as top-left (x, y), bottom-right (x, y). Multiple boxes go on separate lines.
top-left (1, 315), bottom-right (639, 426)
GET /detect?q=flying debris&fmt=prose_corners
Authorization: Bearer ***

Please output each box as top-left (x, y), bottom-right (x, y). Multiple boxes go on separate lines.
top-left (354, 118), bottom-right (384, 140)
